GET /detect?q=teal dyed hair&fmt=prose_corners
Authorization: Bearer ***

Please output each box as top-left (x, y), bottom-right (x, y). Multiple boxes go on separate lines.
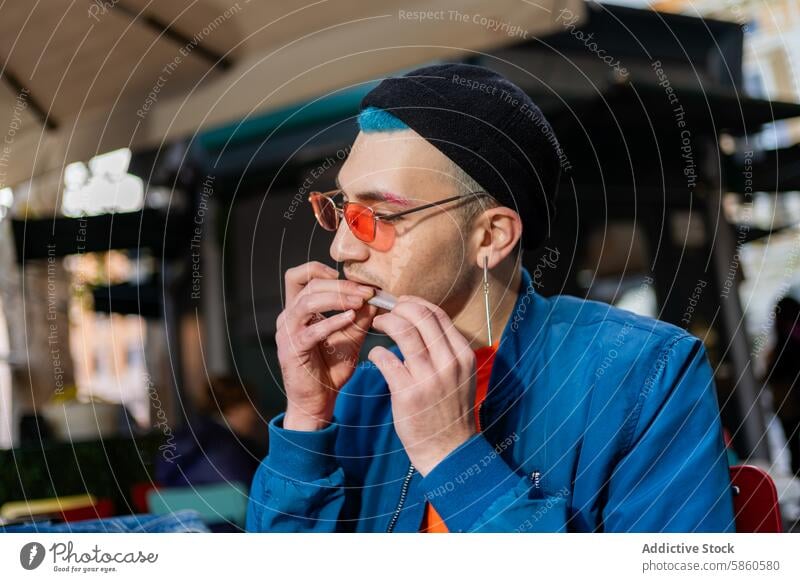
top-left (354, 105), bottom-right (516, 255)
top-left (357, 106), bottom-right (409, 132)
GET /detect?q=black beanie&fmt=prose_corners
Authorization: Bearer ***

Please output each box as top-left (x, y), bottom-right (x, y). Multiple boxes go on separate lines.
top-left (360, 63), bottom-right (563, 250)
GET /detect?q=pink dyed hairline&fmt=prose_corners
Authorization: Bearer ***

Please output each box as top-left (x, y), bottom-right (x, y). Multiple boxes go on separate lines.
top-left (381, 192), bottom-right (412, 207)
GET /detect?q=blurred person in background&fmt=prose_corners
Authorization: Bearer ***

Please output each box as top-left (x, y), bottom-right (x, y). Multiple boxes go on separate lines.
top-left (764, 296), bottom-right (800, 477)
top-left (156, 376), bottom-right (266, 487)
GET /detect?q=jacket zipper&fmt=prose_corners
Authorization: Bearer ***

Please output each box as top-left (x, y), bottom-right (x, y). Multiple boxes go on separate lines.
top-left (387, 387), bottom-right (489, 532)
top-left (480, 395), bottom-right (542, 498)
top-left (386, 463), bottom-right (415, 532)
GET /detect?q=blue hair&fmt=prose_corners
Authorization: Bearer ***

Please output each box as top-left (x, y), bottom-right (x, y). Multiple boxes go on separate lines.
top-left (357, 106), bottom-right (409, 132)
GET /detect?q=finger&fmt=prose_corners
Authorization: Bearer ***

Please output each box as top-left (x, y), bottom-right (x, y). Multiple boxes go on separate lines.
top-left (293, 309), bottom-right (357, 352)
top-left (327, 302), bottom-right (378, 347)
top-left (397, 295), bottom-right (471, 356)
top-left (391, 299), bottom-right (457, 366)
top-left (371, 312), bottom-right (431, 373)
top-left (351, 302), bottom-right (379, 334)
top-left (296, 278), bottom-right (375, 303)
top-left (284, 261), bottom-right (338, 305)
top-left (289, 292), bottom-right (368, 326)
top-left (367, 345), bottom-right (411, 388)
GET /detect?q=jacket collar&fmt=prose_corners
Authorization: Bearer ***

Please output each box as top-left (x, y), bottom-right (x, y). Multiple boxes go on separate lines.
top-left (384, 265), bottom-right (549, 416)
top-left (483, 265), bottom-right (549, 419)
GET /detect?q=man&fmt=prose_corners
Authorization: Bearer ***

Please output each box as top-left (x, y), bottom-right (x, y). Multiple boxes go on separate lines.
top-left (245, 63), bottom-right (735, 532)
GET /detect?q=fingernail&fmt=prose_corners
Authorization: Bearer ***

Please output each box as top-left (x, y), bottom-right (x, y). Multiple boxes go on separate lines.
top-left (357, 285), bottom-right (375, 295)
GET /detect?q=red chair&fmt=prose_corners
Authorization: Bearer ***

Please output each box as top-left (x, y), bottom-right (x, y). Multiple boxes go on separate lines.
top-left (730, 465), bottom-right (783, 532)
top-left (130, 482), bottom-right (160, 514)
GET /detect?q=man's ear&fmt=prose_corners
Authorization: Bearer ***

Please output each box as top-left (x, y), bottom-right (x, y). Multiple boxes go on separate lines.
top-left (475, 207), bottom-right (523, 269)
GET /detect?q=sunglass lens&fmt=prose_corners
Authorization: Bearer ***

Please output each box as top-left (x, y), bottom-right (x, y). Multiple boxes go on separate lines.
top-left (344, 204), bottom-right (376, 242)
top-left (310, 194), bottom-right (338, 231)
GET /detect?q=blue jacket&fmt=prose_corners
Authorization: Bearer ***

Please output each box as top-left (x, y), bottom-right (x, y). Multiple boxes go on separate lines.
top-left (246, 267), bottom-right (735, 532)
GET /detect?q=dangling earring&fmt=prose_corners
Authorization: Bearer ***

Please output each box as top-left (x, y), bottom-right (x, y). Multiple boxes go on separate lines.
top-left (483, 255), bottom-right (493, 346)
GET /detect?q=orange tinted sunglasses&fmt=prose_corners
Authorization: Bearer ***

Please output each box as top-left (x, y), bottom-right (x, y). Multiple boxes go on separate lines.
top-left (308, 188), bottom-right (492, 250)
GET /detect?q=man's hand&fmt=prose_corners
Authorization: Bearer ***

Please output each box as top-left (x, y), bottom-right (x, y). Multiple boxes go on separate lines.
top-left (277, 261), bottom-right (378, 431)
top-left (368, 295), bottom-right (477, 476)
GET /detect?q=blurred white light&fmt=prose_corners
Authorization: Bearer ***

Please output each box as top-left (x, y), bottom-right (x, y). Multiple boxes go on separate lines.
top-left (62, 148), bottom-right (143, 217)
top-left (88, 148), bottom-right (131, 179)
top-left (0, 187), bottom-right (12, 207)
top-left (64, 161), bottom-right (89, 190)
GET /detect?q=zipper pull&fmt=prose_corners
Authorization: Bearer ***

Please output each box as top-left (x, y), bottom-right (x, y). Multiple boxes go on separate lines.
top-left (530, 470), bottom-right (542, 498)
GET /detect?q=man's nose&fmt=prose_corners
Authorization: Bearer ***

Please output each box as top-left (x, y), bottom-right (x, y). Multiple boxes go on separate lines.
top-left (329, 220), bottom-right (369, 263)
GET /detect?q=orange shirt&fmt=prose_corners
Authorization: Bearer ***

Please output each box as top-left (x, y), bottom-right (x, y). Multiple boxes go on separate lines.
top-left (420, 340), bottom-right (499, 533)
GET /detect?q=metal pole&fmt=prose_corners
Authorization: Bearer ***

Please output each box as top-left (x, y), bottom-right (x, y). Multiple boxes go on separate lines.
top-left (701, 138), bottom-right (770, 462)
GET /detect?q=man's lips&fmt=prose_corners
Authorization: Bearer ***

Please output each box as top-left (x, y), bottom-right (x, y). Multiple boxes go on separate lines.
top-left (343, 271), bottom-right (397, 310)
top-left (343, 272), bottom-right (381, 290)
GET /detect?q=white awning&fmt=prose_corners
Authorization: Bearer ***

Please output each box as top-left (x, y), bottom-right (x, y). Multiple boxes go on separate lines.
top-left (0, 0), bottom-right (585, 189)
